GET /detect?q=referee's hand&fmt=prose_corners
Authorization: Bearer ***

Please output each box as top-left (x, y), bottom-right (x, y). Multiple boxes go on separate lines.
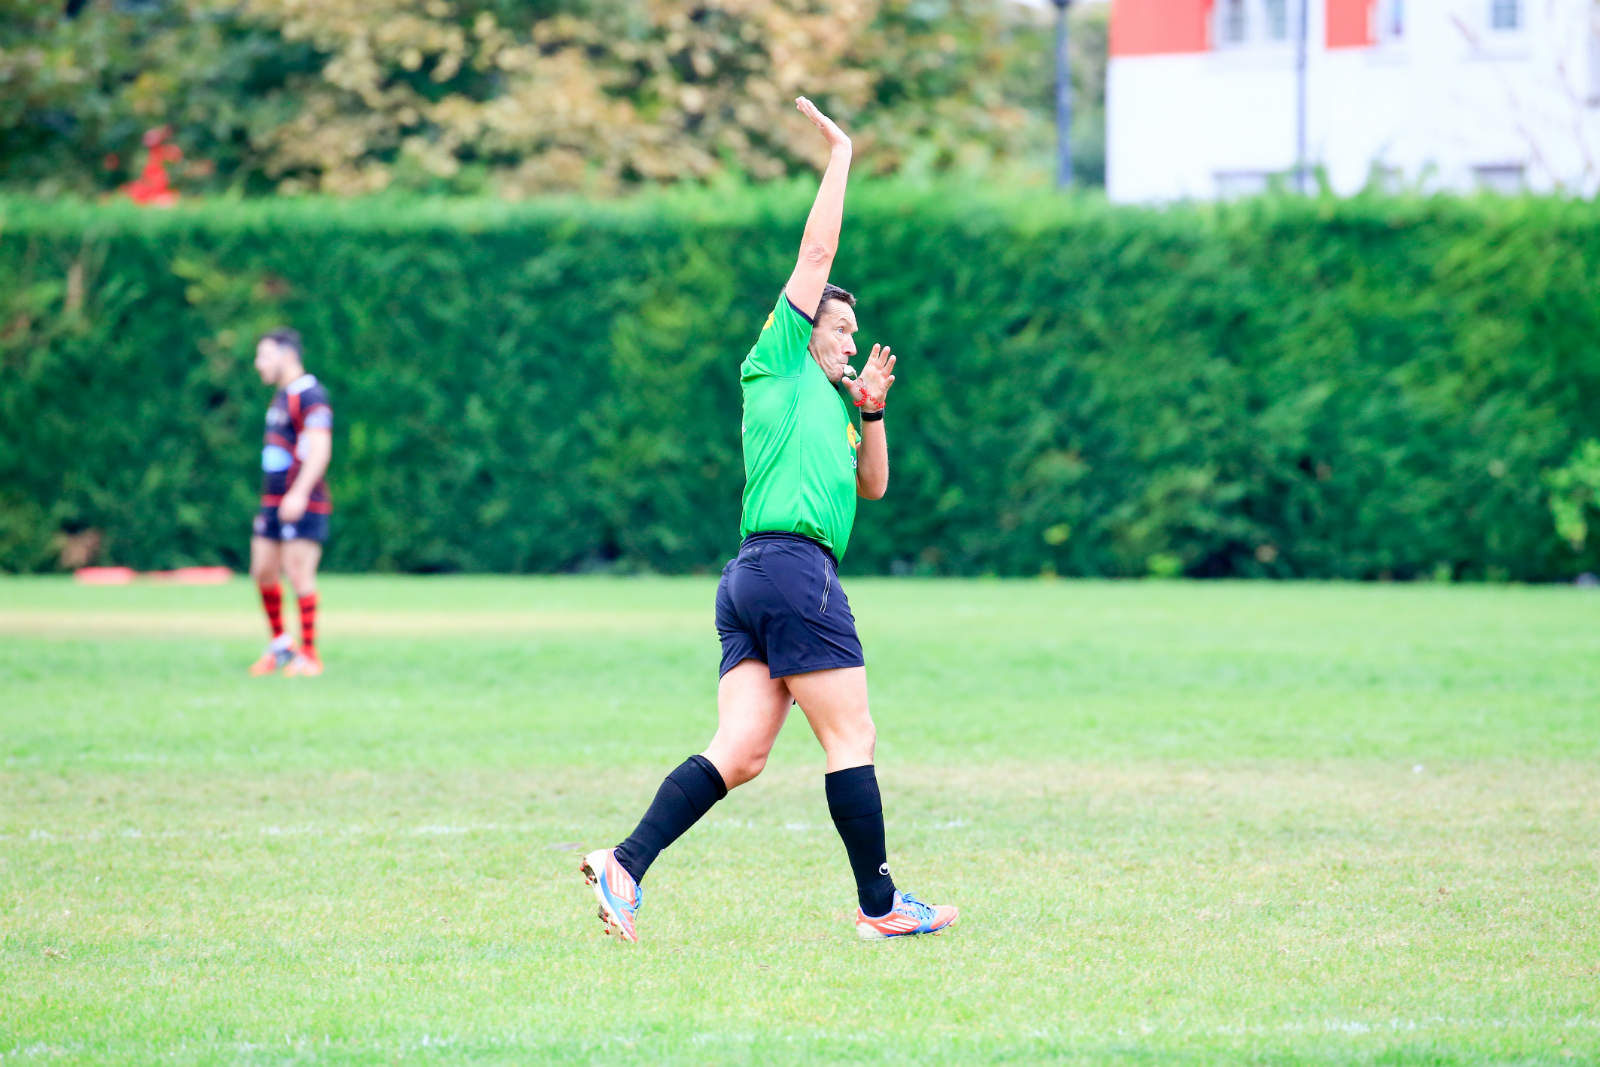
top-left (796, 97), bottom-right (851, 153)
top-left (844, 344), bottom-right (895, 412)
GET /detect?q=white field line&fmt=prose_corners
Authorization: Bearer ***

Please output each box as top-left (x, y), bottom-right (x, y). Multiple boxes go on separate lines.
top-left (679, 817), bottom-right (970, 834)
top-left (3, 817), bottom-right (976, 844)
top-left (0, 822), bottom-right (548, 844)
top-left (0, 608), bottom-right (701, 639)
top-left (5, 1017), bottom-right (1600, 1061)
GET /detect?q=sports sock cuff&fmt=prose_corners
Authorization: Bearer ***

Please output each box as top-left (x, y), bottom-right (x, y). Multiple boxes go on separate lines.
top-left (824, 764), bottom-right (883, 819)
top-left (612, 845), bottom-right (645, 884)
top-left (688, 754), bottom-right (728, 799)
top-left (612, 755), bottom-right (727, 883)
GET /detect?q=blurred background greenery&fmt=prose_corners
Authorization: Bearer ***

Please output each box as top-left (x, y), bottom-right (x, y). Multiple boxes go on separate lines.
top-left (0, 0), bottom-right (1107, 197)
top-left (4, 191), bottom-right (1598, 580)
top-left (3, 1), bottom-right (1598, 581)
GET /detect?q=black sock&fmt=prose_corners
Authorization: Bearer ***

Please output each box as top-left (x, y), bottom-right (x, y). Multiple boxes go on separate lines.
top-left (825, 764), bottom-right (897, 917)
top-left (612, 754), bottom-right (727, 884)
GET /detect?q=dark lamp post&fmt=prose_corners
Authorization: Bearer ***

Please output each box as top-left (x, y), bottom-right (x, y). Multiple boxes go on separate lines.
top-left (1053, 0), bottom-right (1074, 189)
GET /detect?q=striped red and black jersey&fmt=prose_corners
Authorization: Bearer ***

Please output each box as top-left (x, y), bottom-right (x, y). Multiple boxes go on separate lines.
top-left (260, 373), bottom-right (333, 512)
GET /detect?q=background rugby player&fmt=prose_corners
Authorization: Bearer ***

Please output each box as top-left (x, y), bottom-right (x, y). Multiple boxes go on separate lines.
top-left (248, 327), bottom-right (332, 678)
top-left (581, 97), bottom-right (958, 942)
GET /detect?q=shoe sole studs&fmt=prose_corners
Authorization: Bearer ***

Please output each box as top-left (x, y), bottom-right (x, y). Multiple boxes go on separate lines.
top-left (580, 859), bottom-right (631, 939)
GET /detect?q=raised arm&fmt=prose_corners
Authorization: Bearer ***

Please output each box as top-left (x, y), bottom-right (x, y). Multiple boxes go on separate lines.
top-left (785, 97), bottom-right (853, 320)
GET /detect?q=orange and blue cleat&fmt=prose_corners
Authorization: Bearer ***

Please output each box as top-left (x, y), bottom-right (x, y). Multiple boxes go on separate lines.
top-left (580, 847), bottom-right (641, 942)
top-left (855, 891), bottom-right (959, 940)
top-left (282, 649), bottom-right (323, 677)
top-left (249, 642), bottom-right (294, 676)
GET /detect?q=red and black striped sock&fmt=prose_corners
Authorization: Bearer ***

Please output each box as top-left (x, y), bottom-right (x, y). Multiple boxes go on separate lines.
top-left (259, 583), bottom-right (285, 640)
top-left (297, 591), bottom-right (319, 654)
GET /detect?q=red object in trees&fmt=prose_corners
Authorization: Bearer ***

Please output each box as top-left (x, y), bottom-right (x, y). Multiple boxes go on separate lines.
top-left (1110, 0), bottom-right (1213, 57)
top-left (121, 126), bottom-right (183, 207)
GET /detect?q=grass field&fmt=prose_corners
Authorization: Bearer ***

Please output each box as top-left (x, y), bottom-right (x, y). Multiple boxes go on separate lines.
top-left (2, 575), bottom-right (1597, 1065)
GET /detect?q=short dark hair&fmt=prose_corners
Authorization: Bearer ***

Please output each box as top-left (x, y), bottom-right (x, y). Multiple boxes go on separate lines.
top-left (816, 283), bottom-right (855, 318)
top-left (260, 327), bottom-right (302, 357)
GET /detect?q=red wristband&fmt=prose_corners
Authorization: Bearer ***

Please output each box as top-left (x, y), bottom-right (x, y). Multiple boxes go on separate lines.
top-left (854, 391), bottom-right (883, 411)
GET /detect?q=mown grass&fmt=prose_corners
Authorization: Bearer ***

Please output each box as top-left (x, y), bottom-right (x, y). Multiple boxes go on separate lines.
top-left (1, 576), bottom-right (1596, 1065)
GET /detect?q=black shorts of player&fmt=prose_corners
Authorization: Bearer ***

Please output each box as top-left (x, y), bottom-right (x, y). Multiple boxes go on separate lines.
top-left (253, 506), bottom-right (330, 544)
top-left (715, 532), bottom-right (865, 679)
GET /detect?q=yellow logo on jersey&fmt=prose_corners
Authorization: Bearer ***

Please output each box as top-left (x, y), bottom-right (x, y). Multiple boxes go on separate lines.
top-left (762, 311), bottom-right (774, 331)
top-left (847, 423), bottom-right (859, 450)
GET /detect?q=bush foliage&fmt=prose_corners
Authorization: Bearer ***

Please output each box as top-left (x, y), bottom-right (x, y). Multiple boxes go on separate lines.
top-left (2, 188), bottom-right (1597, 579)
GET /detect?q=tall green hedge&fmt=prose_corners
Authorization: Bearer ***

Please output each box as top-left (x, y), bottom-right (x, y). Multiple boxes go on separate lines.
top-left (2, 188), bottom-right (1598, 579)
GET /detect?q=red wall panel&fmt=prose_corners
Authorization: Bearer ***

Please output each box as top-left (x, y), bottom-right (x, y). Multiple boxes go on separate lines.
top-left (1326, 0), bottom-right (1375, 48)
top-left (1110, 0), bottom-right (1213, 57)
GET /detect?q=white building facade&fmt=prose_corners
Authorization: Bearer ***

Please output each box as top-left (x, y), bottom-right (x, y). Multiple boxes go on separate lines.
top-left (1106, 0), bottom-right (1600, 201)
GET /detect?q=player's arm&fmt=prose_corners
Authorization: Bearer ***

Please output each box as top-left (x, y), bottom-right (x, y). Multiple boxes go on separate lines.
top-left (784, 97), bottom-right (853, 321)
top-left (279, 424), bottom-right (331, 523)
top-left (851, 344), bottom-right (895, 500)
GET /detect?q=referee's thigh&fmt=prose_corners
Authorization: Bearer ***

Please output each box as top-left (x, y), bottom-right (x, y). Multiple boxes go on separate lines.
top-left (705, 660), bottom-right (792, 788)
top-left (784, 666), bottom-right (875, 772)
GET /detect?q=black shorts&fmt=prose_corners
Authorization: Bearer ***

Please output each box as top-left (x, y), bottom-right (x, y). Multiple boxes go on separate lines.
top-left (715, 533), bottom-right (865, 679)
top-left (253, 506), bottom-right (329, 544)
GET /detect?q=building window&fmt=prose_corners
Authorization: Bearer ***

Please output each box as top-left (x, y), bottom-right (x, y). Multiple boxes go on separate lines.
top-left (1263, 0), bottom-right (1290, 41)
top-left (1215, 0), bottom-right (1299, 48)
top-left (1473, 163), bottom-right (1526, 193)
top-left (1489, 0), bottom-right (1521, 31)
top-left (1377, 0), bottom-right (1404, 41)
top-left (1218, 0), bottom-right (1250, 46)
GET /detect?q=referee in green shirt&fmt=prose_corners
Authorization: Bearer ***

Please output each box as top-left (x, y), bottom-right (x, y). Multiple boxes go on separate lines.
top-left (581, 98), bottom-right (958, 943)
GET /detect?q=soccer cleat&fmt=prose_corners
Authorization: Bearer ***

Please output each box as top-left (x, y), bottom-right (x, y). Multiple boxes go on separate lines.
top-left (249, 643), bottom-right (294, 676)
top-left (580, 847), bottom-right (642, 942)
top-left (282, 649), bottom-right (323, 677)
top-left (855, 890), bottom-right (959, 940)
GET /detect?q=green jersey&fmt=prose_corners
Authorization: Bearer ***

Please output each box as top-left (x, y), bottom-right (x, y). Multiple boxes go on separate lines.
top-left (738, 290), bottom-right (861, 560)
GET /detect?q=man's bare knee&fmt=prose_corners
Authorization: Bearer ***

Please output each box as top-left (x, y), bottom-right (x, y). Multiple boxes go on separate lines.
top-left (284, 566), bottom-right (315, 596)
top-left (282, 546), bottom-right (320, 597)
top-left (704, 739), bottom-right (771, 789)
top-left (721, 751), bottom-right (768, 789)
top-left (819, 719), bottom-right (875, 765)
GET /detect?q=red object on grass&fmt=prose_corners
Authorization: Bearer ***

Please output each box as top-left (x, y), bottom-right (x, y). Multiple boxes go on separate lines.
top-left (148, 567), bottom-right (234, 585)
top-left (75, 567), bottom-right (137, 585)
top-left (75, 566), bottom-right (233, 585)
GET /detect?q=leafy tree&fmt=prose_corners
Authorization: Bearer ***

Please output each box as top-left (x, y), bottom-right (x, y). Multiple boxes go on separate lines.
top-left (0, 0), bottom-right (318, 196)
top-left (0, 0), bottom-right (1083, 196)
